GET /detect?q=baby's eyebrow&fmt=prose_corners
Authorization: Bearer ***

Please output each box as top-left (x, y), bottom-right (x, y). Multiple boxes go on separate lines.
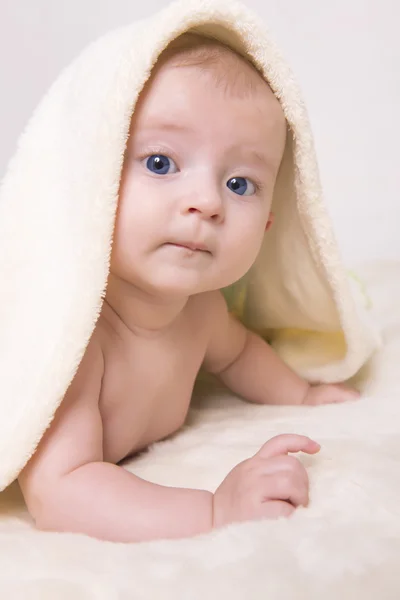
top-left (230, 148), bottom-right (273, 171)
top-left (248, 150), bottom-right (270, 167)
top-left (135, 123), bottom-right (273, 169)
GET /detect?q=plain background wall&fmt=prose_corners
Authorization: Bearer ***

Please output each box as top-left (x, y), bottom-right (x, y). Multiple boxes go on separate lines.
top-left (1, 0), bottom-right (399, 264)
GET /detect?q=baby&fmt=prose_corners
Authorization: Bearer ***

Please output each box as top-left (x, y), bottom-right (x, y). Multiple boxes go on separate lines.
top-left (18, 33), bottom-right (358, 543)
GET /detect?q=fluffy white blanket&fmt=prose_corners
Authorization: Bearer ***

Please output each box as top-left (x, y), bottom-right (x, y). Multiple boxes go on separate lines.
top-left (0, 260), bottom-right (398, 599)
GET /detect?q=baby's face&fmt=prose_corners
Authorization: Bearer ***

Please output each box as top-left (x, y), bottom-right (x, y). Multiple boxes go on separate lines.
top-left (112, 59), bottom-right (286, 298)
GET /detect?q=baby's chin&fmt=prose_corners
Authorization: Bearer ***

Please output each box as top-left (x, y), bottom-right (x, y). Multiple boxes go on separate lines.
top-left (143, 275), bottom-right (219, 298)
top-left (141, 268), bottom-right (248, 300)
top-left (116, 254), bottom-right (250, 299)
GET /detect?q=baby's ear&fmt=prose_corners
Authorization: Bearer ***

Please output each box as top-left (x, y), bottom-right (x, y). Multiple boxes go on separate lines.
top-left (265, 212), bottom-right (274, 231)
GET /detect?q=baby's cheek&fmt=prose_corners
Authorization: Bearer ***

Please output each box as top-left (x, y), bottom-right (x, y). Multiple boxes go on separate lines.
top-left (237, 227), bottom-right (265, 262)
top-left (110, 222), bottom-right (145, 272)
top-left (223, 237), bottom-right (260, 281)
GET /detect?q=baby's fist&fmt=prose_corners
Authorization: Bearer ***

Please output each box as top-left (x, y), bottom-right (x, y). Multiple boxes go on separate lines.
top-left (303, 383), bottom-right (360, 406)
top-left (212, 434), bottom-right (320, 529)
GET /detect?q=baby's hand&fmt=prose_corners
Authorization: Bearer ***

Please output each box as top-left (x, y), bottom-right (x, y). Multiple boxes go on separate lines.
top-left (302, 383), bottom-right (360, 406)
top-left (212, 434), bottom-right (320, 528)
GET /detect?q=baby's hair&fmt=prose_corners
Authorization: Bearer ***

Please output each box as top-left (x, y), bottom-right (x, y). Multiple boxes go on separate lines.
top-left (155, 32), bottom-right (269, 100)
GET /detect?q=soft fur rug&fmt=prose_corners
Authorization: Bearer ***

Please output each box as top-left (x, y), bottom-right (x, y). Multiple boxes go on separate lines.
top-left (0, 260), bottom-right (399, 599)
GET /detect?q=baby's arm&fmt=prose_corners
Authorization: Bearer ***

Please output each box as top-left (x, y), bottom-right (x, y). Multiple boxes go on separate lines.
top-left (18, 338), bottom-right (213, 543)
top-left (203, 291), bottom-right (359, 406)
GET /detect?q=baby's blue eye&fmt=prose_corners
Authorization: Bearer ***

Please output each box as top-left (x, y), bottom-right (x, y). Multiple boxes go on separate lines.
top-left (226, 177), bottom-right (256, 196)
top-left (145, 154), bottom-right (177, 175)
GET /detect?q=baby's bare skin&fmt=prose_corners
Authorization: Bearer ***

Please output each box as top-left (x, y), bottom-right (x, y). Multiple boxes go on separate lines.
top-left (97, 291), bottom-right (214, 465)
top-left (18, 286), bottom-right (356, 543)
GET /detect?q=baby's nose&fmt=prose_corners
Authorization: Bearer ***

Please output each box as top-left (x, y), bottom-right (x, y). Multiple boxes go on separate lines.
top-left (184, 189), bottom-right (224, 222)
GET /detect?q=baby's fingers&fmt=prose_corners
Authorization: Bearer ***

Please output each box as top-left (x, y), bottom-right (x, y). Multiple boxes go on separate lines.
top-left (257, 500), bottom-right (295, 520)
top-left (331, 384), bottom-right (360, 403)
top-left (253, 454), bottom-right (309, 489)
top-left (261, 472), bottom-right (309, 507)
top-left (255, 434), bottom-right (320, 460)
top-left (306, 384), bottom-right (360, 405)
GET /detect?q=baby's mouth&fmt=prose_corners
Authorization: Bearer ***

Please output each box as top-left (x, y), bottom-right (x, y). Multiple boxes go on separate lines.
top-left (166, 241), bottom-right (212, 254)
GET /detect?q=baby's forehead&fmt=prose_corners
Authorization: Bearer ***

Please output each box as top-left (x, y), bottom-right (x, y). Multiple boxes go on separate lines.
top-left (127, 34), bottom-right (287, 155)
top-left (137, 58), bottom-right (282, 122)
top-left (134, 70), bottom-right (283, 138)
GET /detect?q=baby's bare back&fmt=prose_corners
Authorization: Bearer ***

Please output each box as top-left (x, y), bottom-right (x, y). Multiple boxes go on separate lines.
top-left (96, 293), bottom-right (212, 464)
